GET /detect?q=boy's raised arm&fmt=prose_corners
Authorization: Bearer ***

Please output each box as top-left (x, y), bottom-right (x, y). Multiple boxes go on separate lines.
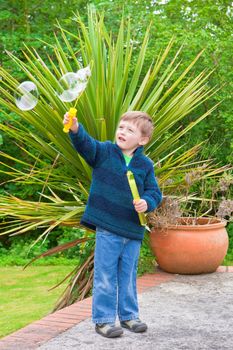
top-left (63, 113), bottom-right (108, 168)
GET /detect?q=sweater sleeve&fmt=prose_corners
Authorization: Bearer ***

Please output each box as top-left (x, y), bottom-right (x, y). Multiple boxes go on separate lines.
top-left (69, 123), bottom-right (109, 168)
top-left (141, 164), bottom-right (162, 213)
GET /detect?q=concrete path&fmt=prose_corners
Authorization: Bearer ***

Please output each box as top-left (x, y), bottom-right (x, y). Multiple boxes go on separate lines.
top-left (38, 272), bottom-right (233, 350)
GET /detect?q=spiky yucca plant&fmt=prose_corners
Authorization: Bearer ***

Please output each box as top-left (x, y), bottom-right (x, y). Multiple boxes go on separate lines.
top-left (0, 8), bottom-right (229, 309)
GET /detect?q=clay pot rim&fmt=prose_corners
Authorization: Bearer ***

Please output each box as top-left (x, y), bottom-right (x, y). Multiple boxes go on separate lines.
top-left (151, 217), bottom-right (227, 231)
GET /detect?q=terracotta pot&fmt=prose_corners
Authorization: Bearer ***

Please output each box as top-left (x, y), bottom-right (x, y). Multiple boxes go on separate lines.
top-left (150, 217), bottom-right (229, 274)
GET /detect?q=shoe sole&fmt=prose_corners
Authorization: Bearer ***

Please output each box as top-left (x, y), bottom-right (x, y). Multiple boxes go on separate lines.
top-left (96, 328), bottom-right (123, 338)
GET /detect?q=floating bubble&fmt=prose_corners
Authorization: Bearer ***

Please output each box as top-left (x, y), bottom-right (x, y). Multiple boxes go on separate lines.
top-left (76, 66), bottom-right (91, 82)
top-left (56, 66), bottom-right (91, 103)
top-left (58, 88), bottom-right (79, 103)
top-left (57, 74), bottom-right (87, 102)
top-left (14, 81), bottom-right (39, 111)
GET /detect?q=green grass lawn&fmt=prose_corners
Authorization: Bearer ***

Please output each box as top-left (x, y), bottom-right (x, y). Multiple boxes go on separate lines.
top-left (0, 265), bottom-right (75, 338)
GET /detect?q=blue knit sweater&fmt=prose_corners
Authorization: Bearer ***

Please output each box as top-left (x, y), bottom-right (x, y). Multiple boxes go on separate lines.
top-left (69, 123), bottom-right (162, 241)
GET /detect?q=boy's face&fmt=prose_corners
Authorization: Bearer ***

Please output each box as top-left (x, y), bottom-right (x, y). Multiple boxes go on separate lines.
top-left (115, 120), bottom-right (149, 155)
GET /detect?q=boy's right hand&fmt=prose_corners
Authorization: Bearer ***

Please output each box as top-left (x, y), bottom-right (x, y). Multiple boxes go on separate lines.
top-left (63, 112), bottom-right (79, 133)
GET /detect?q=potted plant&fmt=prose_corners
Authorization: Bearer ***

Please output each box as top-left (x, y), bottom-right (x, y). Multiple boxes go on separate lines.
top-left (148, 173), bottom-right (233, 274)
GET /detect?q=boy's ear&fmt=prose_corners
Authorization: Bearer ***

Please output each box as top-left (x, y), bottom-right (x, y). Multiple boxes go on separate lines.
top-left (139, 136), bottom-right (150, 146)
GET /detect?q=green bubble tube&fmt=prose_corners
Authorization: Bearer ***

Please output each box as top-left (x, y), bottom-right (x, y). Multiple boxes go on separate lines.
top-left (127, 170), bottom-right (147, 226)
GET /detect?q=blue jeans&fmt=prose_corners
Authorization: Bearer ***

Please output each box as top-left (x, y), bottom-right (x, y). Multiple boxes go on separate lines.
top-left (92, 227), bottom-right (141, 324)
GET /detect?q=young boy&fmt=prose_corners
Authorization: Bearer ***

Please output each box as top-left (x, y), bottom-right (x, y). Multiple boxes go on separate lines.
top-left (63, 111), bottom-right (162, 338)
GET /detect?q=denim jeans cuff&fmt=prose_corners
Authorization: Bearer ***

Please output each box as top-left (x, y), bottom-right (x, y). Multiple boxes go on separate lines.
top-left (119, 314), bottom-right (139, 322)
top-left (93, 317), bottom-right (116, 324)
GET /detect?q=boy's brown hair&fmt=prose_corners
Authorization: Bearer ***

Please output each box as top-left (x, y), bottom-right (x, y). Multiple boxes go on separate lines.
top-left (120, 111), bottom-right (154, 139)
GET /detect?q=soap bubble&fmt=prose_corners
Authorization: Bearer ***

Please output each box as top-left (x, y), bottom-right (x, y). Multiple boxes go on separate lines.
top-left (56, 66), bottom-right (91, 103)
top-left (76, 65), bottom-right (91, 82)
top-left (56, 72), bottom-right (86, 102)
top-left (14, 81), bottom-right (39, 111)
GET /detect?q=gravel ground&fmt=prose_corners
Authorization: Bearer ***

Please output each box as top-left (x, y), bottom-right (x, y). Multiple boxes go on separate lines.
top-left (38, 272), bottom-right (233, 350)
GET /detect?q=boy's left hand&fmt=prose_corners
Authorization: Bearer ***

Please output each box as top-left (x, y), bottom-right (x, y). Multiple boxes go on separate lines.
top-left (133, 199), bottom-right (148, 213)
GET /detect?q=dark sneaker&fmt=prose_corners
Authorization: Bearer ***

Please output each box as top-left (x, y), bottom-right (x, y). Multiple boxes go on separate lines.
top-left (120, 319), bottom-right (148, 333)
top-left (95, 323), bottom-right (123, 338)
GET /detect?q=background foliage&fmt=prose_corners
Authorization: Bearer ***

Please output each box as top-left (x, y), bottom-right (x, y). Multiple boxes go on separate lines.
top-left (1, 0), bottom-right (232, 165)
top-left (0, 0), bottom-right (232, 296)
